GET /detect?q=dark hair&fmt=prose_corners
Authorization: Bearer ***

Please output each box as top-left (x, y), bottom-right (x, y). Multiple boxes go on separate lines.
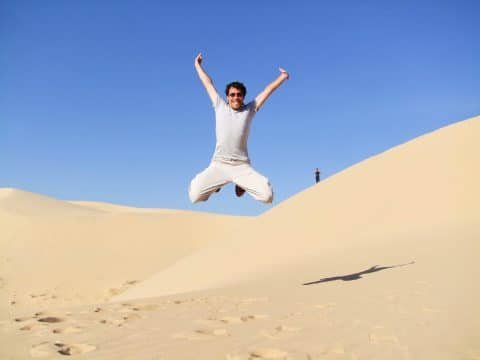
top-left (225, 81), bottom-right (247, 97)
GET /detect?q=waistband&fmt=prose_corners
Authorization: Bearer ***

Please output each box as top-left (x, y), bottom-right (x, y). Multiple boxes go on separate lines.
top-left (212, 156), bottom-right (251, 165)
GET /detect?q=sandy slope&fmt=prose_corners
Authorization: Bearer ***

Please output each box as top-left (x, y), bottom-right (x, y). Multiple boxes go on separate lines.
top-left (1, 115), bottom-right (479, 359)
top-left (0, 189), bottom-right (251, 316)
top-left (113, 116), bottom-right (479, 301)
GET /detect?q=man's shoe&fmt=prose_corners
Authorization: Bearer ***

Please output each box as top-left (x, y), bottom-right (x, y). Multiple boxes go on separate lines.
top-left (235, 185), bottom-right (246, 197)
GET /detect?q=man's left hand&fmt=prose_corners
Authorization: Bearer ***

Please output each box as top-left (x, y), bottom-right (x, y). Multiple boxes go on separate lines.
top-left (279, 67), bottom-right (289, 80)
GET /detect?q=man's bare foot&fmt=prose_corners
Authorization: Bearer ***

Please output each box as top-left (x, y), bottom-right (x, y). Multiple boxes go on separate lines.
top-left (235, 185), bottom-right (245, 197)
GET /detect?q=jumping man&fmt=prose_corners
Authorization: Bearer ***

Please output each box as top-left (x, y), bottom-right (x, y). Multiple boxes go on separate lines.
top-left (189, 53), bottom-right (289, 204)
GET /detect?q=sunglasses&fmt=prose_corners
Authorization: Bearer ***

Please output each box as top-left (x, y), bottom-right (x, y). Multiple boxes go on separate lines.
top-left (228, 92), bottom-right (244, 98)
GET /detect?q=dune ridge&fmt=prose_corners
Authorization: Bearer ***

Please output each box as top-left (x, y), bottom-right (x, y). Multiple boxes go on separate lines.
top-left (0, 188), bottom-right (105, 216)
top-left (67, 200), bottom-right (182, 214)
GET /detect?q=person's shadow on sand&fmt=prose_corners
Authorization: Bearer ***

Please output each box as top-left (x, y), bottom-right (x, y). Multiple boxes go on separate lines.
top-left (302, 261), bottom-right (415, 286)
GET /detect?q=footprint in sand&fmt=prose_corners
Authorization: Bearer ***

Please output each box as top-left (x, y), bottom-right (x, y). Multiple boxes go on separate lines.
top-left (16, 312), bottom-right (60, 324)
top-left (173, 298), bottom-right (195, 305)
top-left (107, 279), bottom-right (140, 297)
top-left (124, 280), bottom-right (140, 286)
top-left (275, 325), bottom-right (302, 332)
top-left (121, 312), bottom-right (144, 322)
top-left (52, 326), bottom-right (83, 334)
top-left (14, 316), bottom-right (31, 323)
top-left (30, 292), bottom-right (48, 299)
top-left (14, 316), bottom-right (49, 332)
top-left (19, 323), bottom-right (48, 332)
top-left (259, 325), bottom-right (302, 340)
top-left (98, 303), bottom-right (154, 324)
top-left (112, 302), bottom-right (163, 315)
top-left (250, 344), bottom-right (344, 360)
top-left (218, 314), bottom-right (268, 324)
top-left (99, 311), bottom-right (144, 327)
top-left (99, 318), bottom-right (124, 327)
top-left (54, 342), bottom-right (96, 356)
top-left (249, 348), bottom-right (289, 359)
top-left (130, 303), bottom-right (160, 311)
top-left (107, 288), bottom-right (122, 296)
top-left (303, 345), bottom-right (349, 359)
top-left (195, 328), bottom-right (229, 336)
top-left (37, 316), bottom-right (64, 323)
top-left (30, 342), bottom-right (95, 357)
top-left (172, 327), bottom-right (230, 341)
top-left (117, 305), bottom-right (137, 313)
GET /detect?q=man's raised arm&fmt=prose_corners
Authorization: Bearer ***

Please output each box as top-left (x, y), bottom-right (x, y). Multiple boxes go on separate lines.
top-left (194, 53), bottom-right (219, 105)
top-left (254, 68), bottom-right (289, 112)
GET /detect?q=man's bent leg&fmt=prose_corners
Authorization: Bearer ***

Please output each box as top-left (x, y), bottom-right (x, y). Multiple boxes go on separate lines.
top-left (232, 165), bottom-right (273, 204)
top-left (189, 162), bottom-right (229, 203)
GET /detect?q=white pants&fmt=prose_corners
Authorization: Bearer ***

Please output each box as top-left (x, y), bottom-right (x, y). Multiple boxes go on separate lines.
top-left (189, 161), bottom-right (273, 204)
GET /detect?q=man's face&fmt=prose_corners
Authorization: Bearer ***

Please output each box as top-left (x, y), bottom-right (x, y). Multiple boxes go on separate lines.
top-left (227, 87), bottom-right (244, 110)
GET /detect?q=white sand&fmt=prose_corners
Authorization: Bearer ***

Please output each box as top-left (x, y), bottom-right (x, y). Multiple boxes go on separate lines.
top-left (1, 115), bottom-right (479, 359)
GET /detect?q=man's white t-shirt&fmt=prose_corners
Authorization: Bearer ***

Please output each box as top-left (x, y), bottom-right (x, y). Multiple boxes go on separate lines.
top-left (211, 94), bottom-right (257, 164)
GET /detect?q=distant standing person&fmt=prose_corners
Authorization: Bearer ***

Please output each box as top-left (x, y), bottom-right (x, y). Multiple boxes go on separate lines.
top-left (189, 53), bottom-right (289, 204)
top-left (315, 168), bottom-right (320, 183)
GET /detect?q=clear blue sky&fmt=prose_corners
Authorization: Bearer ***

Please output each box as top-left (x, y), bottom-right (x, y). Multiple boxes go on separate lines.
top-left (1, 0), bottom-right (479, 215)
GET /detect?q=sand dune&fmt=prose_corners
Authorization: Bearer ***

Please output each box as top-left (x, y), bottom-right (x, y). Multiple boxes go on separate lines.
top-left (113, 116), bottom-right (480, 301)
top-left (0, 188), bottom-right (105, 216)
top-left (0, 189), bottom-right (251, 316)
top-left (1, 115), bottom-right (479, 359)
